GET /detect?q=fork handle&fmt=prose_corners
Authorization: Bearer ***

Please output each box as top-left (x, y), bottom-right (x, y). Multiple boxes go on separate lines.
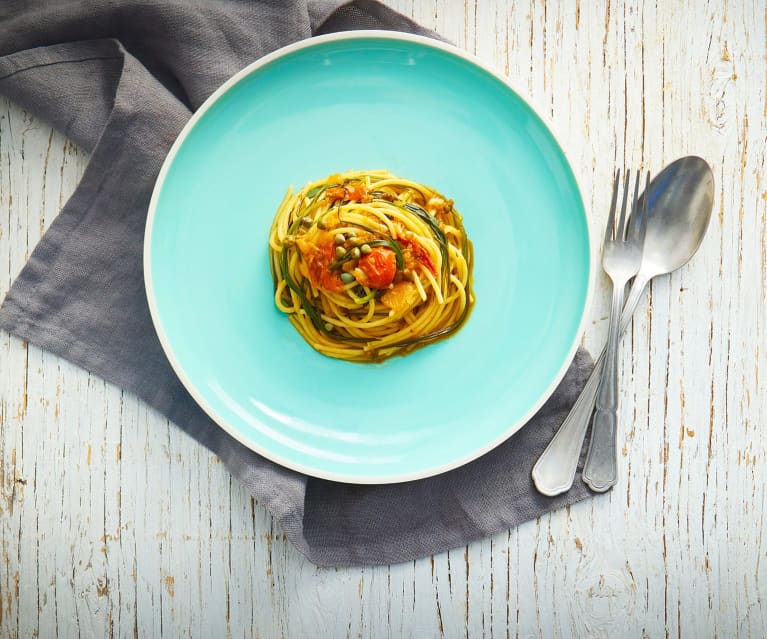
top-left (532, 274), bottom-right (651, 496)
top-left (582, 407), bottom-right (618, 491)
top-left (582, 282), bottom-right (625, 491)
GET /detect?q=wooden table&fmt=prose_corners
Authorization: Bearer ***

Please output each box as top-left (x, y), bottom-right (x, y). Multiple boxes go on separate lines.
top-left (1, 1), bottom-right (765, 637)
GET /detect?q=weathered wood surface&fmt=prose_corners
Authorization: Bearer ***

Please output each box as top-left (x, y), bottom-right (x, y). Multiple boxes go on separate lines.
top-left (1, 1), bottom-right (765, 637)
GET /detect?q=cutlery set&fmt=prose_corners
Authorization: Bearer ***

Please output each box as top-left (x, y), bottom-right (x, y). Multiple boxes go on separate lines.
top-left (532, 157), bottom-right (715, 496)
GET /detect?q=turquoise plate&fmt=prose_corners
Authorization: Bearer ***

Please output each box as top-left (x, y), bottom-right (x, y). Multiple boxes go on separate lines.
top-left (145, 31), bottom-right (592, 483)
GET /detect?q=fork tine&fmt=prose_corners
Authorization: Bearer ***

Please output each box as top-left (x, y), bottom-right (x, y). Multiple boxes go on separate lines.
top-left (628, 171), bottom-right (651, 245)
top-left (629, 171), bottom-right (641, 240)
top-left (628, 171), bottom-right (645, 242)
top-left (636, 171), bottom-right (650, 244)
top-left (605, 169), bottom-right (621, 245)
top-left (617, 169), bottom-right (632, 241)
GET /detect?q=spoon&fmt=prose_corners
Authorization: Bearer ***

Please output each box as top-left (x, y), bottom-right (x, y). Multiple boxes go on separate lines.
top-left (532, 156), bottom-right (714, 496)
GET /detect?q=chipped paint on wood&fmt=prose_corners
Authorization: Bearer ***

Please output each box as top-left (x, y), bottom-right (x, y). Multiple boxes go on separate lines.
top-left (1, 0), bottom-right (766, 636)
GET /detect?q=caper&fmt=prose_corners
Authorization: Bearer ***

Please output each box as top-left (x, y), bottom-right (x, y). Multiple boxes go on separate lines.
top-left (350, 247), bottom-right (361, 259)
top-left (335, 246), bottom-right (346, 258)
top-left (323, 322), bottom-right (334, 332)
top-left (340, 272), bottom-right (355, 283)
top-left (360, 244), bottom-right (372, 254)
top-left (300, 216), bottom-right (312, 226)
top-left (334, 233), bottom-right (346, 245)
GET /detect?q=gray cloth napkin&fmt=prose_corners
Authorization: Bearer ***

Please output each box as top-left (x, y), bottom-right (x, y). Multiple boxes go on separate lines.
top-left (0, 0), bottom-right (595, 567)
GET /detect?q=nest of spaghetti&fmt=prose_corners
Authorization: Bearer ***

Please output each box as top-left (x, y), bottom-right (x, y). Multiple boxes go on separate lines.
top-left (269, 170), bottom-right (474, 362)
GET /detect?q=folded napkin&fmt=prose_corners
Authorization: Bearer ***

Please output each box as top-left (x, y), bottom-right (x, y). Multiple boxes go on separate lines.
top-left (0, 0), bottom-right (595, 567)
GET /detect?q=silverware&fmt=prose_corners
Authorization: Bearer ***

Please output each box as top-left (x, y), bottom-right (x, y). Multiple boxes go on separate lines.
top-left (532, 156), bottom-right (715, 496)
top-left (581, 170), bottom-right (648, 491)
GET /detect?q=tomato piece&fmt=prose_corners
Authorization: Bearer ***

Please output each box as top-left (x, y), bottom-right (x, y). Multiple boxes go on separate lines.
top-left (324, 183), bottom-right (368, 203)
top-left (344, 183), bottom-right (368, 202)
top-left (357, 247), bottom-right (397, 289)
top-left (399, 237), bottom-right (436, 274)
top-left (325, 186), bottom-right (346, 201)
top-left (296, 236), bottom-right (344, 292)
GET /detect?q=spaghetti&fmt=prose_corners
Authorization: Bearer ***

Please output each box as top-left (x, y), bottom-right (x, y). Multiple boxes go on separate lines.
top-left (269, 170), bottom-right (474, 362)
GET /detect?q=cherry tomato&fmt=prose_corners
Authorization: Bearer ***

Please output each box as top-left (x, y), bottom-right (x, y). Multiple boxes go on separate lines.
top-left (298, 237), bottom-right (344, 292)
top-left (357, 247), bottom-right (397, 289)
top-left (399, 237), bottom-right (435, 274)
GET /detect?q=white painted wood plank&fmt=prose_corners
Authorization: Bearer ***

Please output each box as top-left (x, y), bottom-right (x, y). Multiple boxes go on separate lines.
top-left (2, 1), bottom-right (767, 637)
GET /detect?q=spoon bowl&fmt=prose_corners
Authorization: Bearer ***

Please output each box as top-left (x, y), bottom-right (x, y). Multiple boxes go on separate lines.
top-left (637, 155), bottom-right (715, 280)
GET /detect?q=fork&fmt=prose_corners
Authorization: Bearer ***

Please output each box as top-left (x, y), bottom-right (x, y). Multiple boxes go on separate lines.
top-left (581, 170), bottom-right (649, 492)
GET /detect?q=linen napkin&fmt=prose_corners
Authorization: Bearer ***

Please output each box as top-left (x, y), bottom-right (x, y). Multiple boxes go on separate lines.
top-left (0, 0), bottom-right (595, 567)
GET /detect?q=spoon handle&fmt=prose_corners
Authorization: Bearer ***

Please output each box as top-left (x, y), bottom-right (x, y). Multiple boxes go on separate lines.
top-left (532, 274), bottom-right (649, 496)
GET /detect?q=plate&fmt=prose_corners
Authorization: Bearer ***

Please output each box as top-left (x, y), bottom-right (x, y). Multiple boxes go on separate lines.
top-left (145, 31), bottom-right (592, 483)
